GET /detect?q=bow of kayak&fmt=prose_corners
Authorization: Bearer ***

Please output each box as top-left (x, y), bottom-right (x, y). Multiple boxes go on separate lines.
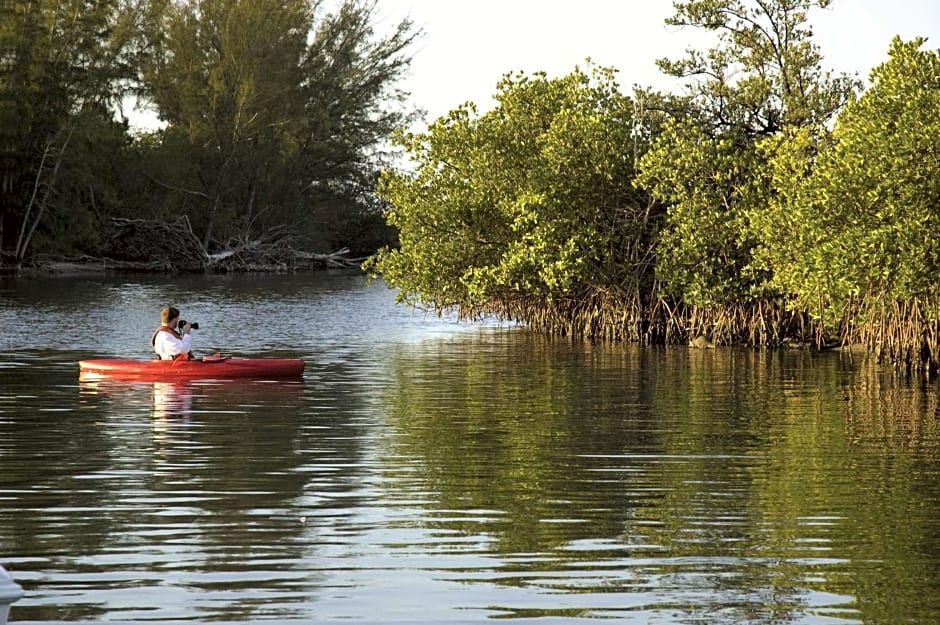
top-left (79, 357), bottom-right (305, 380)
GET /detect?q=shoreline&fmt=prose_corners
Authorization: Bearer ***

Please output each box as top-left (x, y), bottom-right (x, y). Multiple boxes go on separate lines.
top-left (2, 259), bottom-right (363, 278)
top-left (9, 260), bottom-right (113, 277)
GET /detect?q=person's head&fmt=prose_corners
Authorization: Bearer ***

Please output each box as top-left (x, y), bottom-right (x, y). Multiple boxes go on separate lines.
top-left (161, 306), bottom-right (180, 327)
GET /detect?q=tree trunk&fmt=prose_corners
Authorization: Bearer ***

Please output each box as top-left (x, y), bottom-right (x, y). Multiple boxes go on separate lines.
top-left (14, 127), bottom-right (73, 267)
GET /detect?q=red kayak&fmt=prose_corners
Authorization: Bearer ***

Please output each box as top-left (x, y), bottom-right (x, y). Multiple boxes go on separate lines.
top-left (79, 356), bottom-right (305, 380)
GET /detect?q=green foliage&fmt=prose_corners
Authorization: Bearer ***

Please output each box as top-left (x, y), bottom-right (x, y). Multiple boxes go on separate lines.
top-left (637, 120), bottom-right (768, 306)
top-left (749, 126), bottom-right (834, 319)
top-left (34, 106), bottom-right (132, 255)
top-left (0, 0), bottom-right (416, 267)
top-left (638, 0), bottom-right (860, 309)
top-left (659, 0), bottom-right (859, 133)
top-left (370, 64), bottom-right (654, 313)
top-left (0, 0), bottom-right (140, 262)
top-left (757, 38), bottom-right (940, 322)
top-left (137, 0), bottom-right (417, 252)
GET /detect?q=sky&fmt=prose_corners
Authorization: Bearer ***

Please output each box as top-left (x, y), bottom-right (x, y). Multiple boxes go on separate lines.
top-left (375, 0), bottom-right (940, 127)
top-left (126, 0), bottom-right (940, 131)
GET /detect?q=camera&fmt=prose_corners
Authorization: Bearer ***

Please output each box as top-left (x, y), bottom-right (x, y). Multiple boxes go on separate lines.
top-left (178, 320), bottom-right (199, 331)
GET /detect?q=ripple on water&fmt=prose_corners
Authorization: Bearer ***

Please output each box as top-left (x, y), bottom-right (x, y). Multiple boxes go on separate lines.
top-left (1, 276), bottom-right (938, 623)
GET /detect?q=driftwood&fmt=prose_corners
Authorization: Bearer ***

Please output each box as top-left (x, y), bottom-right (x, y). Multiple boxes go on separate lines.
top-left (208, 242), bottom-right (361, 271)
top-left (95, 217), bottom-right (361, 272)
top-left (105, 217), bottom-right (207, 271)
top-left (4, 217), bottom-right (363, 273)
top-left (292, 247), bottom-right (363, 268)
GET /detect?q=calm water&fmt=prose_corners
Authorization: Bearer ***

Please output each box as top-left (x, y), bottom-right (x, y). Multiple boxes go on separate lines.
top-left (1, 272), bottom-right (939, 624)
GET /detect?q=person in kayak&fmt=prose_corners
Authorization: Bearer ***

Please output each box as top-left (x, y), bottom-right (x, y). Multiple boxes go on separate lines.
top-left (151, 306), bottom-right (195, 360)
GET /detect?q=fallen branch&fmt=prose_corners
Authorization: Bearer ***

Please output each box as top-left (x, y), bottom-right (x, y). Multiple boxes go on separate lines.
top-left (292, 247), bottom-right (360, 268)
top-left (106, 217), bottom-right (207, 270)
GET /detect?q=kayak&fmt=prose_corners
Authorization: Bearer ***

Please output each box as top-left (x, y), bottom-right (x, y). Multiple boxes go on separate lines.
top-left (79, 357), bottom-right (304, 380)
top-left (78, 356), bottom-right (305, 380)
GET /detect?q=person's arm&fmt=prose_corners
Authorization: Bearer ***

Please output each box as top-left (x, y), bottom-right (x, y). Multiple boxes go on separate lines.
top-left (173, 333), bottom-right (193, 357)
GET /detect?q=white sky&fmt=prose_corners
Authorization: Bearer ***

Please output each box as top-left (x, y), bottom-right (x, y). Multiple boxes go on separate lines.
top-left (127, 0), bottom-right (940, 131)
top-left (378, 0), bottom-right (940, 126)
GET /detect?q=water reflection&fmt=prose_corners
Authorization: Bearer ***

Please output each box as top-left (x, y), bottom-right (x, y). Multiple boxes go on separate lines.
top-left (370, 336), bottom-right (940, 622)
top-left (151, 381), bottom-right (194, 418)
top-left (13, 375), bottom-right (324, 621)
top-left (3, 274), bottom-right (940, 622)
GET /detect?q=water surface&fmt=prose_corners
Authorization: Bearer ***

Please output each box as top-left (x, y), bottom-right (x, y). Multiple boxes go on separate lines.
top-left (1, 272), bottom-right (939, 623)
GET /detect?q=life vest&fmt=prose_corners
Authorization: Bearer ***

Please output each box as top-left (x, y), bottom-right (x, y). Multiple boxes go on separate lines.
top-left (151, 325), bottom-right (194, 360)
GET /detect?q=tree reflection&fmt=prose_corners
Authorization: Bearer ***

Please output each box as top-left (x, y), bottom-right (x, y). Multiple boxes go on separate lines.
top-left (377, 334), bottom-right (663, 553)
top-left (376, 336), bottom-right (940, 622)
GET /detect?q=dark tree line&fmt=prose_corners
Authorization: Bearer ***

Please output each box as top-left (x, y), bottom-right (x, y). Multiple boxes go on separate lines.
top-left (0, 0), bottom-right (417, 272)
